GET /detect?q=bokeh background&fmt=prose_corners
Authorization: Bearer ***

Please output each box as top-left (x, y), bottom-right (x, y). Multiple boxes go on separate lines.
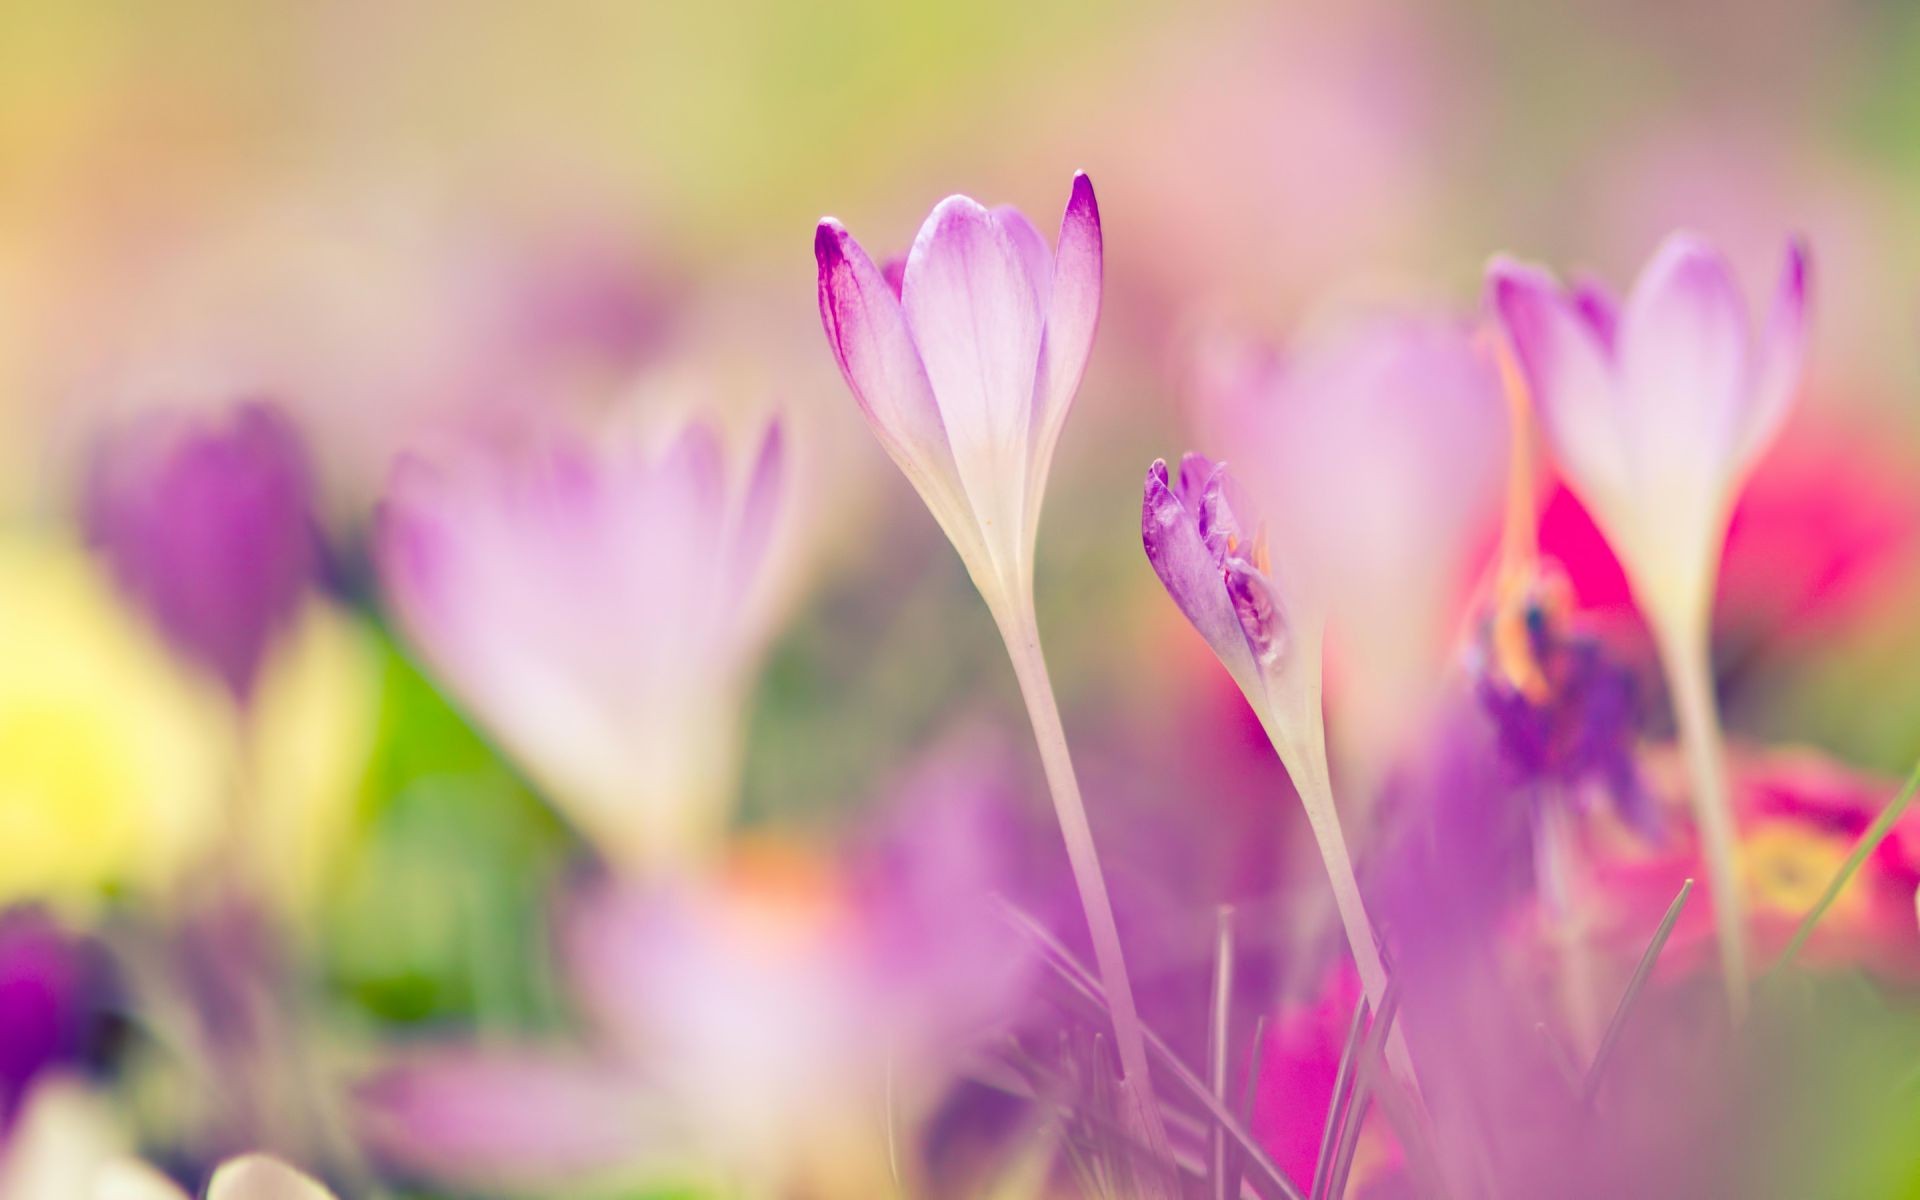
top-left (5, 0), bottom-right (1920, 1194)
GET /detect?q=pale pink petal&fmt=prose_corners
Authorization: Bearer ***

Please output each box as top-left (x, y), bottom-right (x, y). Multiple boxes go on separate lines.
top-left (726, 417), bottom-right (786, 599)
top-left (1027, 173), bottom-right (1103, 544)
top-left (992, 206), bottom-right (1053, 310)
top-left (358, 1048), bottom-right (660, 1188)
top-left (1489, 258), bottom-right (1630, 504)
top-left (901, 195), bottom-right (1045, 577)
top-left (1735, 237), bottom-right (1812, 474)
top-left (204, 1156), bottom-right (336, 1200)
top-left (1616, 233), bottom-right (1752, 482)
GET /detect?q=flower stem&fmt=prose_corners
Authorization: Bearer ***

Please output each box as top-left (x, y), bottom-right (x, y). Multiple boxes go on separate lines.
top-left (1274, 716), bottom-right (1419, 1091)
top-left (999, 603), bottom-right (1173, 1164)
top-left (1654, 623), bottom-right (1748, 1017)
top-left (1535, 792), bottom-right (1603, 1054)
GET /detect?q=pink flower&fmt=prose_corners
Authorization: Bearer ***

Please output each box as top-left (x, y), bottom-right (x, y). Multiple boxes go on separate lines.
top-left (1191, 316), bottom-right (1506, 775)
top-left (359, 748), bottom-right (1030, 1194)
top-left (815, 173), bottom-right (1100, 612)
top-left (1488, 234), bottom-right (1810, 635)
top-left (375, 417), bottom-right (787, 870)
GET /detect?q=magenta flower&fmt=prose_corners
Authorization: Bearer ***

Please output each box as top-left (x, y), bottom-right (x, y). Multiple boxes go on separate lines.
top-left (375, 417), bottom-right (787, 871)
top-left (1488, 235), bottom-right (1809, 636)
top-left (84, 402), bottom-right (319, 703)
top-left (1488, 234), bottom-right (1811, 1007)
top-left (815, 172), bottom-right (1100, 611)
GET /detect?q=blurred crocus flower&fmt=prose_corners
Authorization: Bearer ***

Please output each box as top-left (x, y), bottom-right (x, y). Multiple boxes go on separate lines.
top-left (0, 534), bottom-right (227, 905)
top-left (85, 402), bottom-right (320, 703)
top-left (0, 911), bottom-right (110, 1131)
top-left (362, 752), bottom-right (1029, 1195)
top-left (0, 1077), bottom-right (335, 1199)
top-left (377, 417), bottom-right (787, 872)
top-left (1487, 235), bottom-right (1809, 640)
top-left (1489, 234), bottom-right (1811, 1006)
top-left (1191, 317), bottom-right (1506, 786)
top-left (814, 172), bottom-right (1099, 616)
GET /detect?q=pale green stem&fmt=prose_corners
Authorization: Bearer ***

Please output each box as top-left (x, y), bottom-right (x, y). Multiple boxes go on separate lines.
top-left (1252, 697), bottom-right (1419, 1093)
top-left (1535, 793), bottom-right (1603, 1055)
top-left (996, 600), bottom-right (1173, 1163)
top-left (1653, 620), bottom-right (1748, 1017)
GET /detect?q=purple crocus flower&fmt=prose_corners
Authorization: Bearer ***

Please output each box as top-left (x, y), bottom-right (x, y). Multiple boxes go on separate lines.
top-left (1489, 234), bottom-right (1811, 1007)
top-left (84, 402), bottom-right (319, 702)
top-left (375, 417), bottom-right (788, 871)
top-left (815, 173), bottom-right (1100, 612)
top-left (1488, 235), bottom-right (1810, 639)
top-left (0, 910), bottom-right (106, 1131)
top-left (1142, 454), bottom-right (1293, 704)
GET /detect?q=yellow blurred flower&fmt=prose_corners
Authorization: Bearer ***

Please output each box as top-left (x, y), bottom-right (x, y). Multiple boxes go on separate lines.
top-left (0, 532), bottom-right (227, 905)
top-left (245, 597), bottom-right (383, 919)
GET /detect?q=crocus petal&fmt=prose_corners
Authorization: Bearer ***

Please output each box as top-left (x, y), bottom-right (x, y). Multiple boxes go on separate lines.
top-left (1027, 173), bottom-right (1103, 541)
top-left (359, 1049), bottom-right (662, 1187)
top-left (726, 418), bottom-right (786, 600)
top-left (95, 1162), bottom-right (191, 1200)
top-left (1571, 277), bottom-right (1620, 353)
top-left (1223, 556), bottom-right (1286, 668)
top-left (992, 206), bottom-right (1054, 311)
top-left (901, 196), bottom-right (1045, 583)
top-left (1489, 258), bottom-right (1630, 505)
top-left (1617, 233), bottom-right (1753, 483)
top-left (1142, 460), bottom-right (1258, 685)
top-left (204, 1156), bottom-right (336, 1200)
top-left (1736, 237), bottom-right (1812, 474)
top-left (1174, 452), bottom-right (1217, 510)
top-left (816, 221), bottom-right (970, 517)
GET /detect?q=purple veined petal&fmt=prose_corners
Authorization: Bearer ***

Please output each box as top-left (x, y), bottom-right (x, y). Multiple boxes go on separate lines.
top-left (1173, 451), bottom-right (1215, 510)
top-left (1223, 555), bottom-right (1286, 669)
top-left (1026, 172), bottom-right (1103, 542)
top-left (725, 416), bottom-right (787, 600)
top-left (815, 220), bottom-right (953, 482)
top-left (1487, 257), bottom-right (1631, 503)
top-left (880, 255), bottom-right (906, 299)
top-left (1192, 459), bottom-right (1242, 560)
top-left (1142, 459), bottom-right (1259, 685)
top-left (819, 219), bottom-right (991, 573)
top-left (1735, 236), bottom-right (1812, 475)
top-left (205, 1156), bottom-right (337, 1200)
top-left (901, 194), bottom-right (1044, 570)
top-left (1616, 232), bottom-right (1753, 480)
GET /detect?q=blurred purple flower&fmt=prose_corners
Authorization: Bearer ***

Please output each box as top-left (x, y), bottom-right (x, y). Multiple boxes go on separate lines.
top-left (360, 746), bottom-right (1030, 1194)
top-left (1191, 316), bottom-right (1506, 777)
top-left (1472, 575), bottom-right (1656, 836)
top-left (1487, 235), bottom-right (1809, 640)
top-left (84, 402), bottom-right (319, 701)
top-left (815, 172), bottom-right (1100, 612)
top-left (375, 416), bottom-right (787, 870)
top-left (0, 910), bottom-right (107, 1131)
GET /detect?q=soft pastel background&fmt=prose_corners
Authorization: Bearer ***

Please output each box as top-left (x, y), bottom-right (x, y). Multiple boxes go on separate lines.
top-left (4, 1), bottom-right (1920, 1196)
